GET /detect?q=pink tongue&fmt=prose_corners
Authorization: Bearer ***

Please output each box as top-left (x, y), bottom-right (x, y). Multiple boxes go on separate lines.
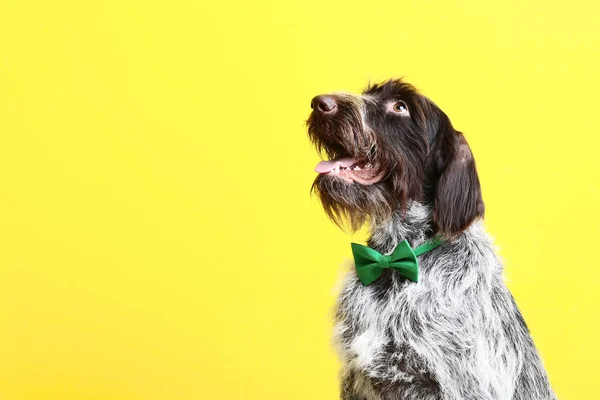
top-left (315, 157), bottom-right (358, 173)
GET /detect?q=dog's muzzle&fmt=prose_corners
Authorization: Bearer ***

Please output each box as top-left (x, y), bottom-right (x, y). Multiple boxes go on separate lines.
top-left (309, 93), bottom-right (386, 185)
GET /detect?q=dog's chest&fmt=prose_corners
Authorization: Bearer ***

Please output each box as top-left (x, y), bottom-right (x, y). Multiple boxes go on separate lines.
top-left (334, 268), bottom-right (469, 369)
top-left (333, 251), bottom-right (508, 392)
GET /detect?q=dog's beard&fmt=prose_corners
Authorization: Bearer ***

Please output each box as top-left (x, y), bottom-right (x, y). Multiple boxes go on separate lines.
top-left (308, 124), bottom-right (403, 230)
top-left (309, 125), bottom-right (426, 231)
top-left (312, 173), bottom-right (395, 231)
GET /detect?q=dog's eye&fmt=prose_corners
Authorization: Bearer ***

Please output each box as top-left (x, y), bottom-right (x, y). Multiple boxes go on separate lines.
top-left (392, 101), bottom-right (408, 114)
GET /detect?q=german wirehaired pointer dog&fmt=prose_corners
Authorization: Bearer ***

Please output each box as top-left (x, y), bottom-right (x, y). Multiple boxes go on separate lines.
top-left (306, 79), bottom-right (555, 399)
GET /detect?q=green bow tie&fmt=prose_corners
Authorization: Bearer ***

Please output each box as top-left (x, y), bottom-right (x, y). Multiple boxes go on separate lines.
top-left (351, 238), bottom-right (443, 286)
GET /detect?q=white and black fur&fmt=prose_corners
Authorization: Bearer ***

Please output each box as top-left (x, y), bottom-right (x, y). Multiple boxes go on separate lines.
top-left (306, 79), bottom-right (555, 399)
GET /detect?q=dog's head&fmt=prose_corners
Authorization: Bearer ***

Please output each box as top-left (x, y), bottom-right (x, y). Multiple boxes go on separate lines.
top-left (307, 79), bottom-right (484, 238)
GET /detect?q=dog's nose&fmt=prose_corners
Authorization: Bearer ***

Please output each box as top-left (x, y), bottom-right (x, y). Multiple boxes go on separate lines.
top-left (311, 95), bottom-right (337, 113)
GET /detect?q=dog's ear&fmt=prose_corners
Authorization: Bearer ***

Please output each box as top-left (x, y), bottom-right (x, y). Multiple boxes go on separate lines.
top-left (429, 112), bottom-right (484, 239)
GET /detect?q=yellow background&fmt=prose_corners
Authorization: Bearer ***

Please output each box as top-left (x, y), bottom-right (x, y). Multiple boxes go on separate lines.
top-left (0, 1), bottom-right (598, 399)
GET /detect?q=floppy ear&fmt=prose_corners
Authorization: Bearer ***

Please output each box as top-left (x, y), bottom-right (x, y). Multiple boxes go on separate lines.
top-left (431, 120), bottom-right (484, 238)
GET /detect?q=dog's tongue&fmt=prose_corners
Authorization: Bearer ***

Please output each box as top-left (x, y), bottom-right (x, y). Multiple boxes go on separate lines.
top-left (315, 157), bottom-right (358, 173)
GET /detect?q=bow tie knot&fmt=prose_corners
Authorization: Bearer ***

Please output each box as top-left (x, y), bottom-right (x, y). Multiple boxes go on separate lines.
top-left (351, 238), bottom-right (443, 286)
top-left (378, 255), bottom-right (390, 269)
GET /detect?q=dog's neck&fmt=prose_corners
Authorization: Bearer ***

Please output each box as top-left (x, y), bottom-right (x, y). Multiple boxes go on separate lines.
top-left (367, 202), bottom-right (433, 254)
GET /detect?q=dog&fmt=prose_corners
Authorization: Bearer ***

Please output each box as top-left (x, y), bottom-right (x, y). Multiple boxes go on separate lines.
top-left (306, 79), bottom-right (556, 400)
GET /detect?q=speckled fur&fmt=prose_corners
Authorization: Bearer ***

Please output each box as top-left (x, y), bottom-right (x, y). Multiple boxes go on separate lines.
top-left (307, 79), bottom-right (555, 399)
top-left (333, 204), bottom-right (556, 399)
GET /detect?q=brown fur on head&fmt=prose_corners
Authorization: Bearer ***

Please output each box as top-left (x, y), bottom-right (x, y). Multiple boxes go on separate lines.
top-left (307, 79), bottom-right (484, 239)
